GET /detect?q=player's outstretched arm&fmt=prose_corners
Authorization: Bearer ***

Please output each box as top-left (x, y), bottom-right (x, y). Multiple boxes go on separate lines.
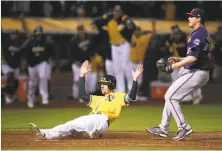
top-left (125, 64), bottom-right (144, 102)
top-left (78, 60), bottom-right (91, 102)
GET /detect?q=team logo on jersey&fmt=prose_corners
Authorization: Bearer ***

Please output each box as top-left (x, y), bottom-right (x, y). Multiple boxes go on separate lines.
top-left (78, 40), bottom-right (90, 51)
top-left (8, 46), bottom-right (19, 52)
top-left (107, 94), bottom-right (115, 102)
top-left (187, 47), bottom-right (192, 55)
top-left (193, 39), bottom-right (200, 46)
top-left (32, 46), bottom-right (45, 52)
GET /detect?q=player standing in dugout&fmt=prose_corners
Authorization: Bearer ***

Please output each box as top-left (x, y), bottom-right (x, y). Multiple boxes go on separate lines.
top-left (20, 26), bottom-right (54, 108)
top-left (130, 26), bottom-right (154, 100)
top-left (70, 24), bottom-right (98, 101)
top-left (91, 5), bottom-right (136, 93)
top-left (2, 30), bottom-right (23, 104)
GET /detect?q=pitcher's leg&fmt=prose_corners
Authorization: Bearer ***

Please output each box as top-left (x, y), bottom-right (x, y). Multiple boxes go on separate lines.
top-left (192, 88), bottom-right (203, 105)
top-left (164, 72), bottom-right (196, 130)
top-left (159, 100), bottom-right (171, 133)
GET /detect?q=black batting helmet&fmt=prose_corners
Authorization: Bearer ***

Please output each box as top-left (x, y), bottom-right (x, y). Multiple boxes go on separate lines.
top-left (33, 26), bottom-right (43, 35)
top-left (98, 75), bottom-right (116, 89)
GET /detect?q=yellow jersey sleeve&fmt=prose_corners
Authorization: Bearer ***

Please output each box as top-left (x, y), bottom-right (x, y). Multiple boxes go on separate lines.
top-left (87, 95), bottom-right (104, 109)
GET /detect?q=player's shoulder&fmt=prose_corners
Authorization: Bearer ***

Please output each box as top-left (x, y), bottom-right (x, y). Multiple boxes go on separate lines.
top-left (102, 13), bottom-right (113, 20)
top-left (192, 27), bottom-right (208, 42)
top-left (114, 92), bottom-right (126, 97)
top-left (90, 95), bottom-right (104, 100)
top-left (194, 27), bottom-right (208, 37)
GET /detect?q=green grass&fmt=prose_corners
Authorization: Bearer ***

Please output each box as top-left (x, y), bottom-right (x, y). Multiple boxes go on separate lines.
top-left (2, 104), bottom-right (222, 132)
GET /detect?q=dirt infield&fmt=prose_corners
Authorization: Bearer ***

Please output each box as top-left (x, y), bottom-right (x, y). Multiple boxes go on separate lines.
top-left (2, 131), bottom-right (222, 150)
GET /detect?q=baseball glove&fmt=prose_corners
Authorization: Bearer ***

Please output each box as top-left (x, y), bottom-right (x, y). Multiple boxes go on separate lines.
top-left (156, 58), bottom-right (173, 74)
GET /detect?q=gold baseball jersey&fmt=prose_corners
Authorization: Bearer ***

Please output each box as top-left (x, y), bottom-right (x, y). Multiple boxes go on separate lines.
top-left (130, 33), bottom-right (152, 62)
top-left (102, 14), bottom-right (127, 45)
top-left (88, 92), bottom-right (128, 122)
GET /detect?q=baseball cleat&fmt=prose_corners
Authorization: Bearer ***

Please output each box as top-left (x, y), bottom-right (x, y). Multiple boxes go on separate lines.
top-left (146, 126), bottom-right (168, 138)
top-left (193, 95), bottom-right (203, 105)
top-left (71, 129), bottom-right (100, 139)
top-left (29, 123), bottom-right (46, 139)
top-left (27, 102), bottom-right (34, 108)
top-left (172, 128), bottom-right (193, 141)
top-left (90, 129), bottom-right (100, 139)
top-left (5, 95), bottom-right (14, 104)
top-left (42, 99), bottom-right (49, 105)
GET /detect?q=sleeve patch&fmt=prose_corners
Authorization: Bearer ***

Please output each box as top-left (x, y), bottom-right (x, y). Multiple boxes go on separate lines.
top-left (193, 39), bottom-right (200, 46)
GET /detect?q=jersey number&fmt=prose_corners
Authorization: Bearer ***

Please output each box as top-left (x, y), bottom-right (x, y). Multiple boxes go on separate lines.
top-left (203, 36), bottom-right (212, 58)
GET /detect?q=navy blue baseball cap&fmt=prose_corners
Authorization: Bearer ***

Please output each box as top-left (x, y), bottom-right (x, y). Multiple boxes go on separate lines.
top-left (186, 8), bottom-right (205, 18)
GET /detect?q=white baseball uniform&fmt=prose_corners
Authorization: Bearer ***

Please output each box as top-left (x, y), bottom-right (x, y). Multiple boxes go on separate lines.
top-left (41, 113), bottom-right (109, 139)
top-left (28, 61), bottom-right (49, 104)
top-left (1, 62), bottom-right (20, 78)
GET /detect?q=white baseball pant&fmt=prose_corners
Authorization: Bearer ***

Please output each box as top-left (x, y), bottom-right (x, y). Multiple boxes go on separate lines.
top-left (28, 61), bottom-right (49, 104)
top-left (171, 67), bottom-right (203, 102)
top-left (1, 62), bottom-right (20, 78)
top-left (111, 42), bottom-right (132, 93)
top-left (46, 63), bottom-right (52, 80)
top-left (72, 64), bottom-right (98, 98)
top-left (41, 113), bottom-right (109, 139)
top-left (105, 59), bottom-right (114, 76)
top-left (160, 69), bottom-right (209, 131)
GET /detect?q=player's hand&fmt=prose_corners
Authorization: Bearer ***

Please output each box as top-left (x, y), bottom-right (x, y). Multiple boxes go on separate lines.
top-left (168, 57), bottom-right (180, 64)
top-left (80, 60), bottom-right (91, 77)
top-left (117, 24), bottom-right (125, 31)
top-left (132, 64), bottom-right (143, 81)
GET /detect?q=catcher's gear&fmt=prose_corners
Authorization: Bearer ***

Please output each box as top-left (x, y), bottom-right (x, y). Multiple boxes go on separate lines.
top-left (156, 58), bottom-right (173, 74)
top-left (98, 75), bottom-right (116, 89)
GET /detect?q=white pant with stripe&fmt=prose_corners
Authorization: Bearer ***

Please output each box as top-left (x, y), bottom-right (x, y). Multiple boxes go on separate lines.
top-left (171, 67), bottom-right (203, 102)
top-left (160, 69), bottom-right (209, 131)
